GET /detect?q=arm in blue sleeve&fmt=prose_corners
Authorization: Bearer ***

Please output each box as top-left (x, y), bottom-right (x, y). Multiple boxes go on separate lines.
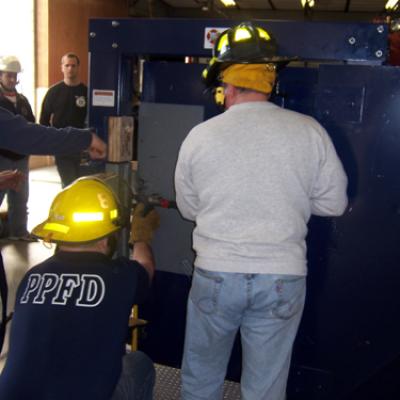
top-left (0, 107), bottom-right (92, 155)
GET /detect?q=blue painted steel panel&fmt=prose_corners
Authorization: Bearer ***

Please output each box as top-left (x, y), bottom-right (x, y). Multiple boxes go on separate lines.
top-left (88, 18), bottom-right (387, 62)
top-left (87, 18), bottom-right (400, 400)
top-left (88, 19), bottom-right (388, 139)
top-left (280, 65), bottom-right (400, 399)
top-left (137, 61), bottom-right (400, 400)
top-left (272, 67), bottom-right (319, 114)
top-left (142, 62), bottom-right (220, 120)
top-left (88, 51), bottom-right (120, 140)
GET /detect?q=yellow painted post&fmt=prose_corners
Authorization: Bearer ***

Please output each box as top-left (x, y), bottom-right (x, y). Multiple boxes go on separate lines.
top-left (131, 305), bottom-right (139, 351)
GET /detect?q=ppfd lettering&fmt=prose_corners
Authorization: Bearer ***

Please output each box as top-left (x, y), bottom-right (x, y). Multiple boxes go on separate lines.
top-left (20, 273), bottom-right (105, 307)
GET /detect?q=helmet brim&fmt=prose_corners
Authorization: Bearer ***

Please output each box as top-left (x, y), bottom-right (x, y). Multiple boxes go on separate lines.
top-left (31, 220), bottom-right (121, 245)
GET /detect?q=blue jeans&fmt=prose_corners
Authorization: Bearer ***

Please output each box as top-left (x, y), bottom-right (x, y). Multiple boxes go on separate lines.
top-left (111, 351), bottom-right (155, 400)
top-left (0, 156), bottom-right (29, 237)
top-left (181, 268), bottom-right (306, 400)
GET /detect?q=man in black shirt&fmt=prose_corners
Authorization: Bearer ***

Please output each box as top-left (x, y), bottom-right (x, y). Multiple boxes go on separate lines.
top-left (0, 55), bottom-right (36, 241)
top-left (40, 52), bottom-right (88, 187)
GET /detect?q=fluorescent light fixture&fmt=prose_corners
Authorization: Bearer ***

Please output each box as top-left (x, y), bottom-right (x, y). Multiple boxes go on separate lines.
top-left (220, 0), bottom-right (236, 7)
top-left (301, 0), bottom-right (315, 8)
top-left (386, 0), bottom-right (399, 11)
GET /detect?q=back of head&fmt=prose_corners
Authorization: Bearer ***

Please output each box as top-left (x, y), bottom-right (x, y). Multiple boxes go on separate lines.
top-left (32, 177), bottom-right (122, 245)
top-left (221, 63), bottom-right (277, 95)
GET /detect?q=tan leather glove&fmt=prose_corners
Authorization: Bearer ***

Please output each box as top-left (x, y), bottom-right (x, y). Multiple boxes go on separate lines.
top-left (130, 203), bottom-right (160, 244)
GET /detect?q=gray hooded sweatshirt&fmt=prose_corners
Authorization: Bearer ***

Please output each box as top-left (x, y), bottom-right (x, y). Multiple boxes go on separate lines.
top-left (175, 101), bottom-right (348, 276)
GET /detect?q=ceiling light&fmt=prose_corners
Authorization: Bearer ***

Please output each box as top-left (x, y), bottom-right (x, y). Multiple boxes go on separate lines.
top-left (219, 0), bottom-right (236, 7)
top-left (301, 0), bottom-right (315, 8)
top-left (386, 0), bottom-right (399, 11)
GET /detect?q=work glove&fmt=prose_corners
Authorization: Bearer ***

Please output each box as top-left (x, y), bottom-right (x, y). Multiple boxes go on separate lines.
top-left (130, 203), bottom-right (160, 245)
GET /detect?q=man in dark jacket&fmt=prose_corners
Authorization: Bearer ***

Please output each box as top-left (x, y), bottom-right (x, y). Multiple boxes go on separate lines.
top-left (0, 56), bottom-right (36, 240)
top-left (40, 52), bottom-right (88, 187)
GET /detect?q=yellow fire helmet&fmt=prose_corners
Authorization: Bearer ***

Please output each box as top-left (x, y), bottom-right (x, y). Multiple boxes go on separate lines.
top-left (32, 177), bottom-right (122, 244)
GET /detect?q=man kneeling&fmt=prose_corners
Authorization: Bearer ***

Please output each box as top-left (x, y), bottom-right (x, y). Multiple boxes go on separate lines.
top-left (0, 176), bottom-right (159, 400)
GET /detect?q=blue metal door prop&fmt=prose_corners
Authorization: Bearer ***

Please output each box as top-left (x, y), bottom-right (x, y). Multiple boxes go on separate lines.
top-left (88, 18), bottom-right (399, 399)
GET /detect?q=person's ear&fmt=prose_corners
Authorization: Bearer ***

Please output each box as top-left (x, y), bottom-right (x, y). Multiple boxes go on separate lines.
top-left (96, 237), bottom-right (109, 254)
top-left (224, 83), bottom-right (233, 96)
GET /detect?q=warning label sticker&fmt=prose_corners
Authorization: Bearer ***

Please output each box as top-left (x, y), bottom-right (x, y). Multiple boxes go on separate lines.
top-left (92, 89), bottom-right (115, 107)
top-left (204, 27), bottom-right (228, 49)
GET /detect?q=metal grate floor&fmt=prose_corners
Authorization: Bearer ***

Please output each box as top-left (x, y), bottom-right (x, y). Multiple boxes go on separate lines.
top-left (154, 364), bottom-right (241, 400)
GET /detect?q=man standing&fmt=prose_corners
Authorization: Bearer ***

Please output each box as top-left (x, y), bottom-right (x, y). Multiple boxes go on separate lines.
top-left (0, 177), bottom-right (159, 400)
top-left (175, 22), bottom-right (348, 400)
top-left (40, 52), bottom-right (88, 187)
top-left (0, 56), bottom-right (35, 241)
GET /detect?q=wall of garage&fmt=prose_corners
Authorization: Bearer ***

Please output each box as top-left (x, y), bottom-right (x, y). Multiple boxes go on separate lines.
top-left (36, 0), bottom-right (129, 102)
top-left (32, 0), bottom-right (129, 168)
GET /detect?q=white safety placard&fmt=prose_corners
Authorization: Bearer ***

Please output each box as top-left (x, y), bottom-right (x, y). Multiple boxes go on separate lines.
top-left (92, 89), bottom-right (115, 107)
top-left (204, 27), bottom-right (228, 49)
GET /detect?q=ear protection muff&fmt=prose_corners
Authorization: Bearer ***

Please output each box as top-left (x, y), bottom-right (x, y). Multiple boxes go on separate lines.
top-left (214, 86), bottom-right (225, 106)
